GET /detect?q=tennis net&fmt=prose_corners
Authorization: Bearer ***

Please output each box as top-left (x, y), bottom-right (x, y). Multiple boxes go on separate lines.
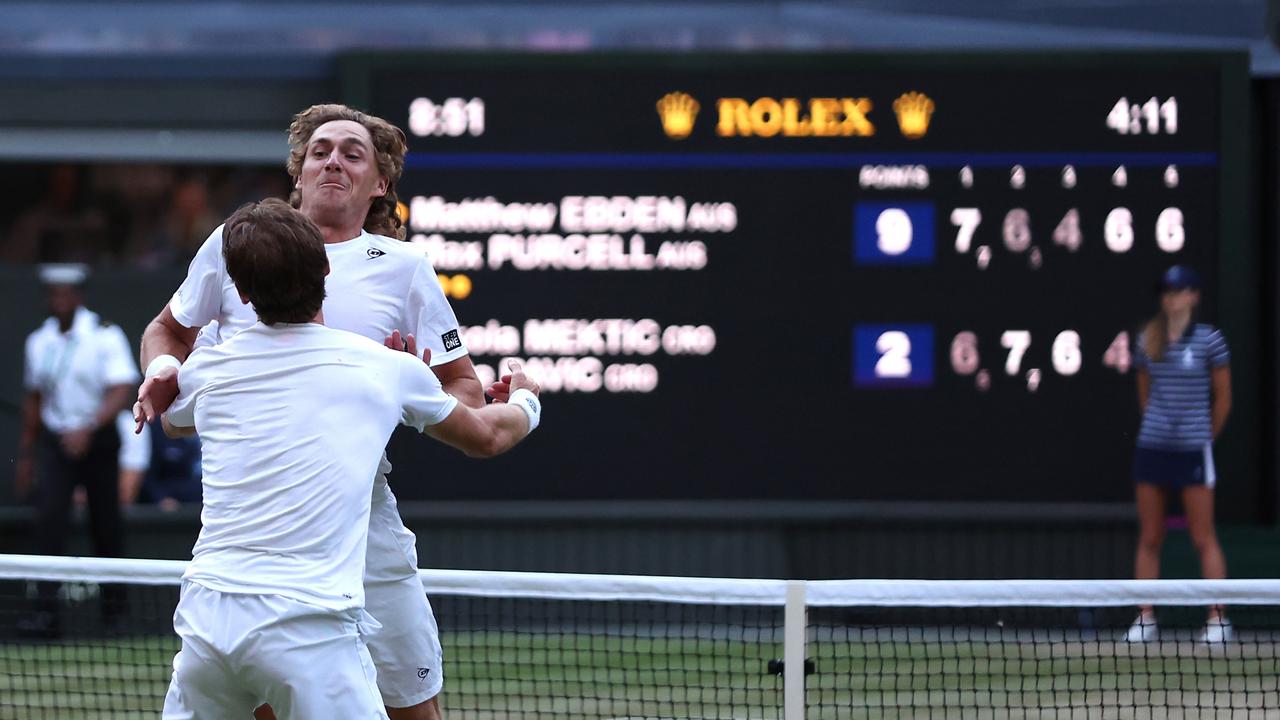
top-left (0, 554), bottom-right (1276, 718)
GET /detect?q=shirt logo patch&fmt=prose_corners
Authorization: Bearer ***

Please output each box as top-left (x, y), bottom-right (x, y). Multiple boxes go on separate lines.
top-left (1182, 347), bottom-right (1195, 368)
top-left (367, 247), bottom-right (386, 259)
top-left (417, 667), bottom-right (431, 679)
top-left (442, 329), bottom-right (462, 352)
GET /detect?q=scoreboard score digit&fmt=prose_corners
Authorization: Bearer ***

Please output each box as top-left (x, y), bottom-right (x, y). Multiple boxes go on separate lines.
top-left (345, 52), bottom-right (1256, 512)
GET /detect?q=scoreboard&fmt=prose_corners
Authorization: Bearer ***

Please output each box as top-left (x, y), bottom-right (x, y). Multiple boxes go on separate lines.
top-left (343, 52), bottom-right (1256, 509)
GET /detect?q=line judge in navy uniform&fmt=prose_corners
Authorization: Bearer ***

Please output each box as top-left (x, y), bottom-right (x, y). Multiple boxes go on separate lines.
top-left (16, 264), bottom-right (139, 634)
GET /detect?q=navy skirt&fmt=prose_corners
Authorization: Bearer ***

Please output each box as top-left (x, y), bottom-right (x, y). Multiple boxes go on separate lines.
top-left (1133, 445), bottom-right (1216, 489)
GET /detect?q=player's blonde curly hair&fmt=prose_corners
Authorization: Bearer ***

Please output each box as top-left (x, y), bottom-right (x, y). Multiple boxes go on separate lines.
top-left (286, 104), bottom-right (408, 240)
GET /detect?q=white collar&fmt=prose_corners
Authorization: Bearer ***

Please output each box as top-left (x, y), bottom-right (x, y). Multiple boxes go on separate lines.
top-left (325, 228), bottom-right (370, 250)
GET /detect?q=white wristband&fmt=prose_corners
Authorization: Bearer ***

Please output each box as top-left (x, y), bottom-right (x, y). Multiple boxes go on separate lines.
top-left (509, 388), bottom-right (541, 434)
top-left (145, 354), bottom-right (182, 378)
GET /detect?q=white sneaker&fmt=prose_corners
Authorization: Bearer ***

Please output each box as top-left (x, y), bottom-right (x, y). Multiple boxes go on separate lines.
top-left (1122, 614), bottom-right (1158, 642)
top-left (1197, 618), bottom-right (1234, 644)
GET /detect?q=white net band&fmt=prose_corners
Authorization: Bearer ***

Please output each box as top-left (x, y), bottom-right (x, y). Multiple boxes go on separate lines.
top-left (2, 553), bottom-right (1279, 606)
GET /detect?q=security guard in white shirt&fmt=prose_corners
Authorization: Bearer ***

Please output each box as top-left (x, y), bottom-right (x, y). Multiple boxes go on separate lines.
top-left (16, 264), bottom-right (139, 636)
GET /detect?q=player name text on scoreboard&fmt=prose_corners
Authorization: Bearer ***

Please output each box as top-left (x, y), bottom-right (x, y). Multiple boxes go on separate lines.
top-left (357, 51), bottom-right (1251, 505)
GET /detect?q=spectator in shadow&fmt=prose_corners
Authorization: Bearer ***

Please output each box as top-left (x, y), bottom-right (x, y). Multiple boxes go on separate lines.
top-left (16, 264), bottom-right (139, 636)
top-left (4, 166), bottom-right (108, 264)
top-left (139, 417), bottom-right (203, 511)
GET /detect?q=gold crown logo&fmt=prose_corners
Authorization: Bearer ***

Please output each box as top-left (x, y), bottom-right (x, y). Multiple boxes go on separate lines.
top-left (893, 92), bottom-right (935, 139)
top-left (656, 92), bottom-right (700, 140)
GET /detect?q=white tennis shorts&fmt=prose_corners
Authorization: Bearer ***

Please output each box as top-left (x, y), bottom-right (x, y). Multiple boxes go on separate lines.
top-left (363, 480), bottom-right (445, 707)
top-left (162, 581), bottom-right (388, 720)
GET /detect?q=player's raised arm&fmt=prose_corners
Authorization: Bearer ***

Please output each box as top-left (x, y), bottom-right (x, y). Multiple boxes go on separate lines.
top-left (135, 305), bottom-right (198, 431)
top-left (141, 304), bottom-right (200, 369)
top-left (432, 354), bottom-right (485, 409)
top-left (160, 411), bottom-right (198, 440)
top-left (387, 329), bottom-right (486, 410)
top-left (136, 225), bottom-right (230, 430)
top-left (407, 356), bottom-right (541, 459)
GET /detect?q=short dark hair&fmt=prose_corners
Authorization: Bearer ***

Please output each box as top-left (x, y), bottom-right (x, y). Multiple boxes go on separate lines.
top-left (223, 199), bottom-right (328, 325)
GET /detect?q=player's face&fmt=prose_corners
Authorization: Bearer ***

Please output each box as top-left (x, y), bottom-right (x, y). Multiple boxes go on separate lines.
top-left (47, 284), bottom-right (81, 323)
top-left (296, 120), bottom-right (387, 222)
top-left (1161, 288), bottom-right (1199, 315)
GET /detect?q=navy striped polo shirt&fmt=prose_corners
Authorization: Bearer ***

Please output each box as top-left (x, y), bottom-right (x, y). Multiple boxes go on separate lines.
top-left (1135, 323), bottom-right (1230, 451)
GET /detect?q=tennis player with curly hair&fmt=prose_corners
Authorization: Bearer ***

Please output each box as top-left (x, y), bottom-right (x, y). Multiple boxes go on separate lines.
top-left (139, 104), bottom-right (486, 719)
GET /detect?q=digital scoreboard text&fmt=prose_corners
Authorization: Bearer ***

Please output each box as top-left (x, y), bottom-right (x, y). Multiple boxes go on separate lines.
top-left (346, 53), bottom-right (1250, 505)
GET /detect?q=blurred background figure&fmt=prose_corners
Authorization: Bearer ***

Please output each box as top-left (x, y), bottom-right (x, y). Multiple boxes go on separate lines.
top-left (138, 417), bottom-right (203, 511)
top-left (0, 164), bottom-right (290, 269)
top-left (2, 166), bottom-right (108, 265)
top-left (83, 408), bottom-right (202, 514)
top-left (1127, 265), bottom-right (1233, 644)
top-left (115, 410), bottom-right (151, 506)
top-left (15, 264), bottom-right (140, 636)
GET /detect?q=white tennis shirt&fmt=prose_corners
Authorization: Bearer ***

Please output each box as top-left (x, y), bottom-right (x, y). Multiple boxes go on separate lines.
top-left (171, 225), bottom-right (467, 365)
top-left (170, 224), bottom-right (468, 481)
top-left (24, 307), bottom-right (140, 433)
top-left (169, 226), bottom-right (468, 584)
top-left (167, 322), bottom-right (458, 610)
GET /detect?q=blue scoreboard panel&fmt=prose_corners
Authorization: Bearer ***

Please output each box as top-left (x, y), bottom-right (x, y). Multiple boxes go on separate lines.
top-left (344, 52), bottom-right (1256, 509)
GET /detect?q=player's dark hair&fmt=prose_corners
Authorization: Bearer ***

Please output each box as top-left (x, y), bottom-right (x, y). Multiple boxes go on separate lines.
top-left (286, 103), bottom-right (408, 240)
top-left (223, 199), bottom-right (328, 326)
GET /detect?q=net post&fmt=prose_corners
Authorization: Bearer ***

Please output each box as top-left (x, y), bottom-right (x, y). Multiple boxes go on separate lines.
top-left (784, 579), bottom-right (807, 720)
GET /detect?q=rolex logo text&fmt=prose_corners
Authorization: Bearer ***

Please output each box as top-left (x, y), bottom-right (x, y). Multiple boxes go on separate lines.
top-left (716, 97), bottom-right (874, 137)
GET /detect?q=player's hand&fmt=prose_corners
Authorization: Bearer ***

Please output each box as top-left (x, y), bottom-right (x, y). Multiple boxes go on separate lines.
top-left (135, 367), bottom-right (179, 433)
top-left (505, 360), bottom-right (540, 398)
top-left (384, 329), bottom-right (409, 352)
top-left (60, 427), bottom-right (93, 459)
top-left (485, 371), bottom-right (511, 403)
top-left (384, 330), bottom-right (432, 365)
top-left (488, 359), bottom-right (539, 402)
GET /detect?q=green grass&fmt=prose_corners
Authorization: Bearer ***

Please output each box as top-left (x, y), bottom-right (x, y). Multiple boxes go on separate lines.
top-left (0, 636), bottom-right (179, 719)
top-left (1, 633), bottom-right (1276, 719)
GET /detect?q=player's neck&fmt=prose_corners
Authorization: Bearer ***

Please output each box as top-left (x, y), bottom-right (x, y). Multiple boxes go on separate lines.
top-left (54, 307), bottom-right (78, 332)
top-left (314, 222), bottom-right (364, 245)
top-left (299, 200), bottom-right (368, 244)
top-left (1166, 312), bottom-right (1191, 340)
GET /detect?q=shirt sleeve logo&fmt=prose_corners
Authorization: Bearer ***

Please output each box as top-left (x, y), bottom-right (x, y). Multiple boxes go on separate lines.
top-left (441, 329), bottom-right (462, 352)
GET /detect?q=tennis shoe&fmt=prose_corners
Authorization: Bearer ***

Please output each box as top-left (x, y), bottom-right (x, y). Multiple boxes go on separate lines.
top-left (1122, 614), bottom-right (1158, 643)
top-left (1197, 618), bottom-right (1234, 645)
